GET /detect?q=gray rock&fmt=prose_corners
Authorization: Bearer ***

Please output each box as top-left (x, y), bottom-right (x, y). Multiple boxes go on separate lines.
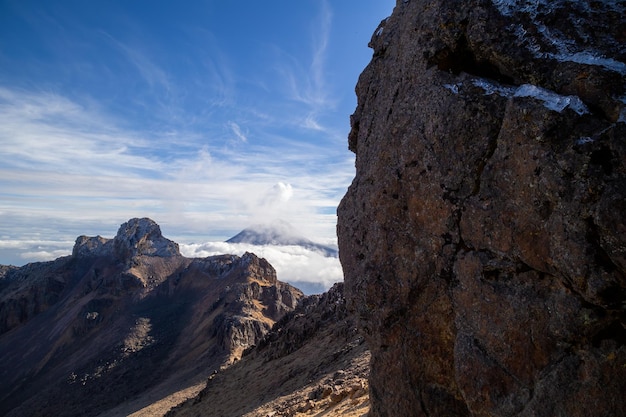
top-left (113, 217), bottom-right (180, 259)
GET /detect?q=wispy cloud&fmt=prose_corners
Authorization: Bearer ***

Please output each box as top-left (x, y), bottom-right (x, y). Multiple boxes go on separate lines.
top-left (309, 0), bottom-right (332, 106)
top-left (0, 0), bottom-right (367, 279)
top-left (0, 83), bottom-right (353, 266)
top-left (0, 87), bottom-right (160, 176)
top-left (102, 31), bottom-right (172, 94)
top-left (228, 121), bottom-right (248, 143)
top-left (267, 0), bottom-right (337, 132)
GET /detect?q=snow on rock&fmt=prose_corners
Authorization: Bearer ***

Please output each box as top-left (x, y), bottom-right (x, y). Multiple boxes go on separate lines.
top-left (443, 83), bottom-right (461, 94)
top-left (553, 52), bottom-right (626, 75)
top-left (472, 79), bottom-right (515, 97)
top-left (493, 0), bottom-right (626, 75)
top-left (514, 84), bottom-right (588, 115)
top-left (471, 79), bottom-right (589, 115)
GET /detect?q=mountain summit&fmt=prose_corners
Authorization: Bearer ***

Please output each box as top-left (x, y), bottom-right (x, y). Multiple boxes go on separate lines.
top-left (226, 220), bottom-right (338, 258)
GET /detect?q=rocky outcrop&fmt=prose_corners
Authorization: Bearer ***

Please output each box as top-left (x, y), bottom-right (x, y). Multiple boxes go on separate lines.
top-left (338, 1), bottom-right (625, 416)
top-left (0, 218), bottom-right (303, 417)
top-left (255, 282), bottom-right (356, 359)
top-left (0, 219), bottom-right (183, 335)
top-left (113, 217), bottom-right (180, 259)
top-left (72, 235), bottom-right (111, 258)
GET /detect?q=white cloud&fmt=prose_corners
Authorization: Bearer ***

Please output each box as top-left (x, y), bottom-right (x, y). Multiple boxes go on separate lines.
top-left (20, 249), bottom-right (72, 262)
top-left (0, 1), bottom-right (365, 269)
top-left (228, 121), bottom-right (248, 143)
top-left (0, 238), bottom-right (74, 266)
top-left (101, 31), bottom-right (172, 94)
top-left (180, 241), bottom-right (343, 293)
top-left (260, 182), bottom-right (293, 206)
top-left (0, 82), bottom-right (354, 268)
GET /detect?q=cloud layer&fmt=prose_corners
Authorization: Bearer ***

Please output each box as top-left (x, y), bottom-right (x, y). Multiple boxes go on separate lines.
top-left (180, 241), bottom-right (342, 294)
top-left (0, 1), bottom-right (396, 290)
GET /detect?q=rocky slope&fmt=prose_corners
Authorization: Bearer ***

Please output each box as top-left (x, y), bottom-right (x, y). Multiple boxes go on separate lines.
top-left (338, 0), bottom-right (626, 416)
top-left (0, 218), bottom-right (303, 417)
top-left (169, 283), bottom-right (370, 417)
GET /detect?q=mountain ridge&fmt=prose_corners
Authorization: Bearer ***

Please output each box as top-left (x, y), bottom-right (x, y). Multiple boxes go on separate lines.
top-left (0, 218), bottom-right (305, 417)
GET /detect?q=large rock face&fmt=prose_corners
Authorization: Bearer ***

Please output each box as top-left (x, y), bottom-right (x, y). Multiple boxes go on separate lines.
top-left (338, 1), bottom-right (625, 416)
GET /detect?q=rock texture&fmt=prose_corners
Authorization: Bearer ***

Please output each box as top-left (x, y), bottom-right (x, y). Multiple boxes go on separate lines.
top-left (0, 218), bottom-right (303, 417)
top-left (338, 1), bottom-right (626, 416)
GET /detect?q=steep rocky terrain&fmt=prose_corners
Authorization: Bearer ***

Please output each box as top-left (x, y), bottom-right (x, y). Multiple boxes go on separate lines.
top-left (169, 283), bottom-right (370, 417)
top-left (0, 218), bottom-right (303, 417)
top-left (338, 0), bottom-right (625, 416)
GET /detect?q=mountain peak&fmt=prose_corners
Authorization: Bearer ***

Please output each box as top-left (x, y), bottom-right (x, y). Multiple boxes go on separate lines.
top-left (226, 221), bottom-right (338, 258)
top-left (0, 222), bottom-right (304, 416)
top-left (72, 218), bottom-right (180, 261)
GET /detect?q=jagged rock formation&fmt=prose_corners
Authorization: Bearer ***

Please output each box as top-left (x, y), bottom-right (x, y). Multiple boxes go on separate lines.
top-left (338, 1), bottom-right (625, 416)
top-left (169, 283), bottom-right (370, 417)
top-left (0, 218), bottom-right (303, 417)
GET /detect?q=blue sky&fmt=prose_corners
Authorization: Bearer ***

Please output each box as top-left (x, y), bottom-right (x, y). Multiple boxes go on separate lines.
top-left (0, 0), bottom-right (395, 279)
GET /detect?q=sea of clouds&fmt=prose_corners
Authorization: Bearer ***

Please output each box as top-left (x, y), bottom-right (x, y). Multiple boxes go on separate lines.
top-left (180, 241), bottom-right (342, 294)
top-left (0, 238), bottom-right (342, 295)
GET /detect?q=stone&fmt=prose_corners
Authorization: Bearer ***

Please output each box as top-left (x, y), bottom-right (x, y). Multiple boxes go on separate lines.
top-left (338, 0), bottom-right (626, 416)
top-left (113, 217), bottom-right (180, 260)
top-left (72, 235), bottom-right (111, 258)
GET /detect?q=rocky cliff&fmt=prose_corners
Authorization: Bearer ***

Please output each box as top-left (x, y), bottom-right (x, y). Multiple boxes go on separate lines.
top-left (0, 218), bottom-right (303, 417)
top-left (338, 1), bottom-right (625, 416)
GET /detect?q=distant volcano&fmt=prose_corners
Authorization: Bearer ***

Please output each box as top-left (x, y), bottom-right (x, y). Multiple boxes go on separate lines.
top-left (226, 221), bottom-right (338, 258)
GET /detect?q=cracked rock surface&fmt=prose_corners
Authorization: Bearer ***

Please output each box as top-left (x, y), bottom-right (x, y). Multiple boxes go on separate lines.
top-left (338, 0), bottom-right (625, 416)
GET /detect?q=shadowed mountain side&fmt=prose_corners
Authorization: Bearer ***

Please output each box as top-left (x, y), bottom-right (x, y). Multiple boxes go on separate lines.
top-left (168, 283), bottom-right (370, 417)
top-left (0, 218), bottom-right (303, 417)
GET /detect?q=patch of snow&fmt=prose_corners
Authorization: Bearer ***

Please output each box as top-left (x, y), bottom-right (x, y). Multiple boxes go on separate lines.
top-left (552, 52), bottom-right (626, 75)
top-left (618, 108), bottom-right (626, 124)
top-left (491, 0), bottom-right (554, 17)
top-left (443, 83), bottom-right (461, 94)
top-left (494, 1), bottom-right (626, 75)
top-left (472, 79), bottom-right (516, 96)
top-left (618, 97), bottom-right (626, 123)
top-left (375, 27), bottom-right (384, 37)
top-left (514, 84), bottom-right (588, 115)
top-left (472, 78), bottom-right (589, 115)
